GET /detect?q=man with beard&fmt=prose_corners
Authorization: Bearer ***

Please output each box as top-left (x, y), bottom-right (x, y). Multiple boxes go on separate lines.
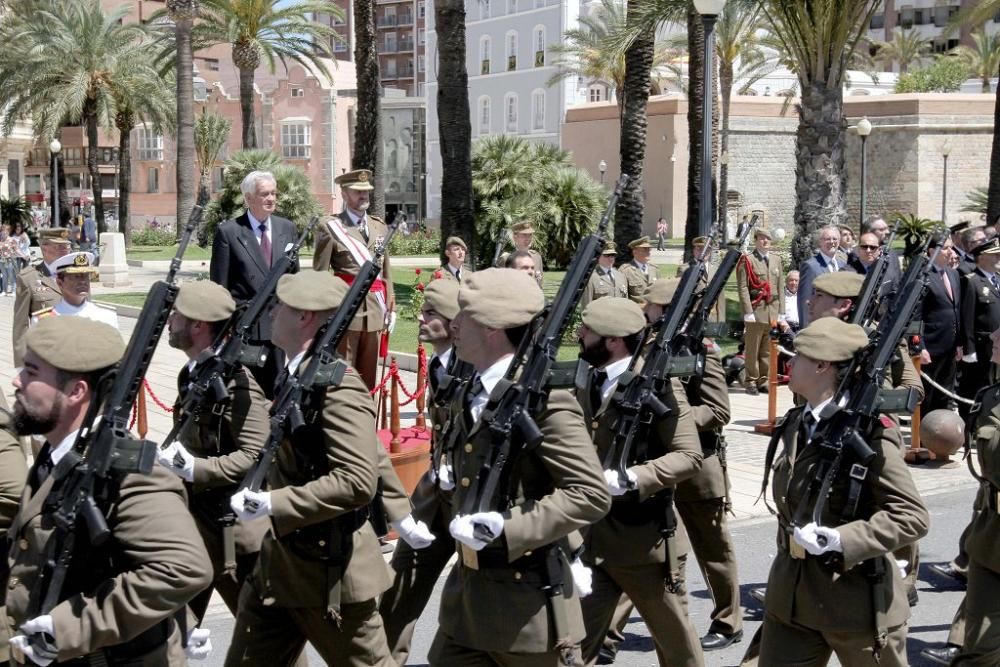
top-left (13, 229), bottom-right (71, 366)
top-left (31, 252), bottom-right (118, 328)
top-left (6, 317), bottom-right (211, 665)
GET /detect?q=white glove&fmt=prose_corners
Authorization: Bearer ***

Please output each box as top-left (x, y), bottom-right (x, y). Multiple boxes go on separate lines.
top-left (10, 615), bottom-right (56, 666)
top-left (895, 558), bottom-right (908, 579)
top-left (230, 488), bottom-right (271, 521)
top-left (570, 557), bottom-right (593, 598)
top-left (962, 352), bottom-right (978, 363)
top-left (387, 311), bottom-right (398, 334)
top-left (392, 514), bottom-right (436, 550)
top-left (743, 313), bottom-right (756, 323)
top-left (437, 461), bottom-right (455, 491)
top-left (603, 468), bottom-right (638, 496)
top-left (156, 441), bottom-right (195, 483)
top-left (793, 522), bottom-right (843, 556)
top-left (184, 627), bottom-right (212, 661)
top-left (449, 512), bottom-right (504, 551)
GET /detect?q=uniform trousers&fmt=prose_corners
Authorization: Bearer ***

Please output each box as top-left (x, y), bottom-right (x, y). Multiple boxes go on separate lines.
top-left (921, 354), bottom-right (957, 414)
top-left (743, 321), bottom-right (772, 388)
top-left (339, 329), bottom-right (382, 391)
top-left (428, 631), bottom-right (582, 666)
top-left (756, 611), bottom-right (908, 667)
top-left (187, 521), bottom-right (257, 622)
top-left (581, 557), bottom-right (702, 667)
top-left (224, 579), bottom-right (393, 666)
top-left (676, 497), bottom-right (742, 635)
top-left (955, 560), bottom-right (1000, 665)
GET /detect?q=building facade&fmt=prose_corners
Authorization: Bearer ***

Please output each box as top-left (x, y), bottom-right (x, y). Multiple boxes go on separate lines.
top-left (865, 0), bottom-right (991, 66)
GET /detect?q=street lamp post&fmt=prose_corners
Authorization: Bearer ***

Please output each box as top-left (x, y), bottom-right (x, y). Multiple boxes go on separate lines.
top-left (719, 150), bottom-right (730, 241)
top-left (694, 0), bottom-right (726, 239)
top-left (49, 138), bottom-right (62, 228)
top-left (856, 117), bottom-right (872, 233)
top-left (941, 142), bottom-right (952, 224)
top-left (598, 159), bottom-right (607, 184)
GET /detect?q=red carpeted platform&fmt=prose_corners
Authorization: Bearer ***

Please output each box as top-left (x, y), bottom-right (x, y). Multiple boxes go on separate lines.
top-left (377, 426), bottom-right (431, 452)
top-left (378, 426), bottom-right (432, 494)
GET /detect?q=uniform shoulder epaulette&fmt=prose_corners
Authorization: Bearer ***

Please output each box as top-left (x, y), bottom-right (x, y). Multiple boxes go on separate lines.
top-left (31, 306), bottom-right (55, 319)
top-left (369, 214), bottom-right (384, 224)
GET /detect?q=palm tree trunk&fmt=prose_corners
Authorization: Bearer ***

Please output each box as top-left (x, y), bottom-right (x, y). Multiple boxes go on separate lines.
top-left (792, 81), bottom-right (848, 267)
top-left (85, 102), bottom-right (105, 234)
top-left (197, 171), bottom-right (211, 207)
top-left (117, 116), bottom-right (134, 248)
top-left (175, 17), bottom-right (197, 240)
top-left (613, 0), bottom-right (654, 263)
top-left (434, 0), bottom-right (475, 263)
top-left (987, 59), bottom-right (1000, 226)
top-left (684, 6), bottom-right (705, 262)
top-left (353, 0), bottom-right (384, 218)
top-left (983, 76), bottom-right (991, 94)
top-left (239, 66), bottom-right (257, 149)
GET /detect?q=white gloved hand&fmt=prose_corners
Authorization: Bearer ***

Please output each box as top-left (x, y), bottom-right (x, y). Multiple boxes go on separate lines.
top-left (156, 441), bottom-right (195, 482)
top-left (793, 522), bottom-right (843, 556)
top-left (603, 468), bottom-right (638, 496)
top-left (184, 627), bottom-right (212, 661)
top-left (743, 313), bottom-right (756, 323)
top-left (437, 462), bottom-right (455, 491)
top-left (449, 512), bottom-right (504, 551)
top-left (10, 615), bottom-right (56, 666)
top-left (570, 557), bottom-right (593, 598)
top-left (230, 488), bottom-right (271, 521)
top-left (895, 558), bottom-right (908, 579)
top-left (392, 514), bottom-right (436, 550)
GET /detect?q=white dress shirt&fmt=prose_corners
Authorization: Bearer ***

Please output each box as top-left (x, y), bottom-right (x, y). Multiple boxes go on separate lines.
top-left (469, 355), bottom-right (513, 423)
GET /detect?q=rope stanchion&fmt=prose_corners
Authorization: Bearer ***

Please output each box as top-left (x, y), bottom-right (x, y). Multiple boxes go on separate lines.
top-left (390, 357), bottom-right (401, 453)
top-left (142, 379), bottom-right (175, 414)
top-left (754, 330), bottom-right (780, 435)
top-left (918, 369), bottom-right (975, 406)
top-left (136, 383), bottom-right (148, 440)
top-left (905, 354), bottom-right (932, 463)
top-left (415, 343), bottom-right (427, 430)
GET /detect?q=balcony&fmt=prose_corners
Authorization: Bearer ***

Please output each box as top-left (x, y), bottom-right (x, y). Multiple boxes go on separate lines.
top-left (25, 146), bottom-right (119, 168)
top-left (383, 39), bottom-right (413, 53)
top-left (377, 15), bottom-right (397, 27)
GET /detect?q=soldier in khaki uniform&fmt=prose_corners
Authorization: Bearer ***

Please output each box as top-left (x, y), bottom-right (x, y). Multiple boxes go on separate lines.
top-left (6, 317), bottom-right (212, 665)
top-left (226, 270), bottom-right (393, 666)
top-left (745, 318), bottom-right (929, 666)
top-left (618, 236), bottom-right (658, 303)
top-left (0, 404), bottom-right (28, 664)
top-left (313, 168), bottom-right (396, 390)
top-left (438, 236), bottom-right (472, 282)
top-left (736, 228), bottom-right (783, 394)
top-left (12, 229), bottom-right (71, 366)
top-left (496, 221), bottom-right (544, 286)
top-left (676, 236), bottom-right (726, 323)
top-left (580, 241), bottom-right (628, 309)
top-left (155, 281), bottom-right (272, 625)
top-left (574, 297), bottom-right (704, 667)
top-left (429, 268), bottom-right (611, 666)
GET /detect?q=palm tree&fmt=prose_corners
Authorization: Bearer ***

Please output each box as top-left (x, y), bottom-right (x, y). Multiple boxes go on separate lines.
top-left (191, 0), bottom-right (342, 149)
top-left (167, 0), bottom-right (199, 240)
top-left (353, 0), bottom-right (384, 218)
top-left (194, 109), bottom-right (233, 206)
top-left (0, 0), bottom-right (148, 233)
top-left (874, 27), bottom-right (931, 74)
top-left (953, 29), bottom-right (1000, 93)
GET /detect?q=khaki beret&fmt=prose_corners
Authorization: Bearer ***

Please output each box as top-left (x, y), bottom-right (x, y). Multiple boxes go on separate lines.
top-left (754, 228), bottom-right (773, 240)
top-left (644, 278), bottom-right (680, 306)
top-left (511, 221), bottom-right (535, 235)
top-left (175, 281), bottom-right (236, 323)
top-left (423, 279), bottom-right (461, 320)
top-left (276, 270), bottom-right (349, 311)
top-left (601, 241), bottom-right (617, 255)
top-left (445, 236), bottom-right (467, 250)
top-left (692, 236), bottom-right (710, 246)
top-left (812, 271), bottom-right (865, 299)
top-left (26, 316), bottom-right (124, 373)
top-left (973, 238), bottom-right (1000, 256)
top-left (53, 252), bottom-right (97, 276)
top-left (794, 317), bottom-right (868, 362)
top-left (335, 169), bottom-right (374, 191)
top-left (459, 268), bottom-right (543, 329)
top-left (582, 297), bottom-right (646, 338)
top-left (628, 236), bottom-right (652, 249)
top-left (38, 228), bottom-right (71, 245)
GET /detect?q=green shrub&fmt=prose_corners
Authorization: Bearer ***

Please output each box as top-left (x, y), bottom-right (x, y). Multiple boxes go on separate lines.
top-left (894, 57), bottom-right (969, 93)
top-left (131, 219), bottom-right (176, 246)
top-left (388, 229), bottom-right (441, 256)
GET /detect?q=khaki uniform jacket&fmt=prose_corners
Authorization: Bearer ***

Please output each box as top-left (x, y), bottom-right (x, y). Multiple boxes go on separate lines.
top-left (764, 407), bottom-right (929, 633)
top-left (580, 267), bottom-right (628, 309)
top-left (378, 445), bottom-right (413, 525)
top-left (174, 364), bottom-right (270, 560)
top-left (252, 366), bottom-right (392, 607)
top-left (676, 351), bottom-right (731, 502)
top-left (497, 249), bottom-right (544, 286)
top-left (436, 264), bottom-right (472, 282)
top-left (676, 264), bottom-right (726, 323)
top-left (5, 463), bottom-right (210, 661)
top-left (576, 361), bottom-right (703, 567)
top-left (965, 384), bottom-right (1000, 570)
top-left (0, 412), bottom-right (26, 532)
top-left (313, 211), bottom-right (395, 332)
top-left (619, 261), bottom-right (658, 303)
top-left (12, 263), bottom-right (61, 366)
top-left (439, 382), bottom-right (611, 653)
top-left (736, 250), bottom-right (783, 322)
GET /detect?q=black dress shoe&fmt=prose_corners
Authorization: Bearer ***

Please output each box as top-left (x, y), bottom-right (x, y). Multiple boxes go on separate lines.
top-left (930, 562), bottom-right (968, 583)
top-left (701, 630), bottom-right (743, 651)
top-left (907, 586), bottom-right (918, 607)
top-left (921, 644), bottom-right (960, 665)
top-left (749, 587), bottom-right (767, 604)
top-left (596, 646), bottom-right (616, 665)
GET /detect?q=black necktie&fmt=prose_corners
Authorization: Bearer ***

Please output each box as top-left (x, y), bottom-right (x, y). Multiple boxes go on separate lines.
top-left (428, 357), bottom-right (443, 393)
top-left (465, 375), bottom-right (484, 423)
top-left (358, 219), bottom-right (369, 243)
top-left (801, 412), bottom-right (816, 443)
top-left (33, 446), bottom-right (53, 491)
top-left (991, 275), bottom-right (1000, 293)
top-left (590, 369), bottom-right (608, 412)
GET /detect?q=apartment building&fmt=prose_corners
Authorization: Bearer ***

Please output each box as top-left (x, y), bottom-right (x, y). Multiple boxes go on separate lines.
top-left (866, 0), bottom-right (995, 66)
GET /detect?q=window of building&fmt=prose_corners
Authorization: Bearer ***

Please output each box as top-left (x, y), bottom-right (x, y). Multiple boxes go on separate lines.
top-left (281, 122), bottom-right (311, 159)
top-left (418, 55), bottom-right (425, 72)
top-left (480, 35), bottom-right (491, 74)
top-left (899, 6), bottom-right (913, 29)
top-left (869, 14), bottom-right (884, 29)
top-left (533, 25), bottom-right (545, 66)
top-left (478, 96), bottom-right (491, 136)
top-left (419, 30), bottom-right (425, 45)
top-left (148, 167), bottom-right (159, 193)
top-left (589, 86), bottom-right (603, 102)
top-left (531, 89), bottom-right (545, 130)
top-left (481, 0), bottom-right (490, 20)
top-left (505, 93), bottom-right (517, 132)
top-left (534, 0), bottom-right (544, 8)
top-left (25, 175), bottom-right (42, 194)
top-left (137, 128), bottom-right (163, 161)
top-left (65, 173), bottom-right (83, 190)
top-left (212, 167), bottom-right (225, 192)
top-left (201, 58), bottom-right (220, 71)
top-left (933, 5), bottom-right (949, 27)
top-left (386, 57), bottom-right (398, 76)
top-left (508, 0), bottom-right (516, 14)
top-left (506, 30), bottom-right (517, 71)
top-left (418, 1), bottom-right (425, 19)
top-left (62, 147), bottom-right (84, 167)
top-left (334, 40), bottom-right (348, 52)
top-left (385, 5), bottom-right (396, 25)
top-left (385, 31), bottom-right (397, 52)
top-left (291, 86), bottom-right (304, 98)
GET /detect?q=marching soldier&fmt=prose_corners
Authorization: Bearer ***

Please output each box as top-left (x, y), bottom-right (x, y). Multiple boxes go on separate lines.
top-left (619, 236), bottom-right (658, 303)
top-left (736, 228), bottom-right (783, 394)
top-left (0, 399), bottom-right (27, 664)
top-left (313, 168), bottom-right (396, 390)
top-left (226, 270), bottom-right (393, 665)
top-left (31, 252), bottom-right (118, 328)
top-left (574, 296), bottom-right (704, 667)
top-left (958, 238), bottom-right (1000, 417)
top-left (580, 241), bottom-right (628, 309)
top-left (12, 228), bottom-right (71, 366)
top-left (6, 317), bottom-right (211, 664)
top-left (496, 221), bottom-right (544, 286)
top-left (438, 236), bottom-right (472, 282)
top-left (429, 268), bottom-right (610, 665)
top-left (744, 318), bottom-right (928, 666)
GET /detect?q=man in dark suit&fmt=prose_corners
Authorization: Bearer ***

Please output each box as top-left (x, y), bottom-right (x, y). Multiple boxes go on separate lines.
top-left (210, 170), bottom-right (299, 396)
top-left (921, 236), bottom-right (962, 414)
top-left (797, 225), bottom-right (844, 328)
top-left (958, 226), bottom-right (988, 276)
top-left (958, 238), bottom-right (1000, 418)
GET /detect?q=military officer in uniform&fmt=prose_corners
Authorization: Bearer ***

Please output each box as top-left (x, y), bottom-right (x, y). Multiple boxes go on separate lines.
top-left (574, 296), bottom-right (704, 667)
top-left (496, 221), bottom-right (544, 286)
top-left (619, 236), bottom-right (658, 303)
top-left (429, 268), bottom-right (610, 666)
top-left (6, 317), bottom-right (212, 665)
top-left (676, 237), bottom-right (726, 323)
top-left (226, 270), bottom-right (393, 666)
top-left (12, 228), bottom-right (71, 366)
top-left (31, 252), bottom-right (118, 328)
top-left (958, 238), bottom-right (1000, 416)
top-left (0, 395), bottom-right (27, 664)
top-left (581, 241), bottom-right (628, 309)
top-left (745, 318), bottom-right (929, 667)
top-left (313, 168), bottom-right (396, 390)
top-left (736, 228), bottom-right (783, 394)
top-left (438, 236), bottom-right (472, 282)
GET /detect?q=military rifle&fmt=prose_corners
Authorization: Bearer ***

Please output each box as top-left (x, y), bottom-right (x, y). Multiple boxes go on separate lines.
top-left (491, 227), bottom-right (511, 267)
top-left (850, 220), bottom-right (900, 328)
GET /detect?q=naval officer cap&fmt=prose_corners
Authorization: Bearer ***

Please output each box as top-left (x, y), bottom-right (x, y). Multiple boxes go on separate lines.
top-left (644, 278), bottom-right (680, 306)
top-left (26, 317), bottom-right (124, 372)
top-left (276, 270), bottom-right (349, 311)
top-left (582, 297), bottom-right (646, 338)
top-left (53, 252), bottom-right (98, 277)
top-left (423, 279), bottom-right (461, 320)
top-left (458, 268), bottom-right (543, 329)
top-left (175, 281), bottom-right (236, 323)
top-left (813, 271), bottom-right (865, 299)
top-left (793, 317), bottom-right (869, 362)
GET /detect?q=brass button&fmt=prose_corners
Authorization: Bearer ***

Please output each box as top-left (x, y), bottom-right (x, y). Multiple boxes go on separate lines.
top-left (514, 572), bottom-right (522, 581)
top-left (460, 477), bottom-right (470, 488)
top-left (318, 540), bottom-right (326, 547)
top-left (18, 539), bottom-right (28, 551)
top-left (464, 443), bottom-right (473, 453)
